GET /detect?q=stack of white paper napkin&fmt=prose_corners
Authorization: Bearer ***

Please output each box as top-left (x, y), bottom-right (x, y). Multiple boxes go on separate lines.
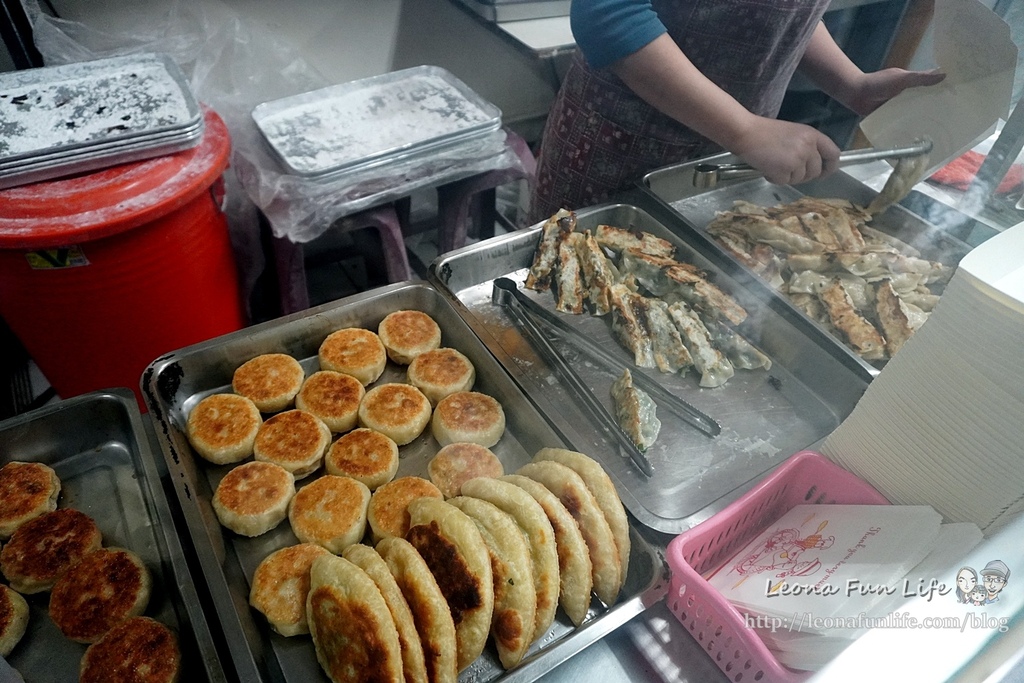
top-left (706, 504), bottom-right (984, 671)
top-left (823, 220), bottom-right (1024, 533)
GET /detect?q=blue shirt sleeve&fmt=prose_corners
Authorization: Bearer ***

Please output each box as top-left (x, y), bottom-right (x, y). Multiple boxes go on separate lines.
top-left (570, 0), bottom-right (667, 69)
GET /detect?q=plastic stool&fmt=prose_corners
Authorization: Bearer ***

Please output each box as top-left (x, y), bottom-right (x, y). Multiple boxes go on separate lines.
top-left (272, 203), bottom-right (412, 315)
top-left (436, 129), bottom-right (536, 254)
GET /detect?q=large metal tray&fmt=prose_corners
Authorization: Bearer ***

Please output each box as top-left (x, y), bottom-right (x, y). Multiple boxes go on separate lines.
top-left (142, 281), bottom-right (666, 683)
top-left (252, 65), bottom-right (502, 178)
top-left (429, 203), bottom-right (870, 535)
top-left (640, 153), bottom-right (975, 381)
top-left (0, 53), bottom-right (202, 161)
top-left (0, 389), bottom-right (225, 683)
top-left (454, 0), bottom-right (571, 22)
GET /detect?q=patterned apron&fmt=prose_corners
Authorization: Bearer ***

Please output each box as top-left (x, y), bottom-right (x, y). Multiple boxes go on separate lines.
top-left (529, 0), bottom-right (832, 223)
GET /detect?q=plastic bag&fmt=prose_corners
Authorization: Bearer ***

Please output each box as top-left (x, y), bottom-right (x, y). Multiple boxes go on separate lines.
top-left (22, 0), bottom-right (333, 315)
top-left (22, 0), bottom-right (526, 306)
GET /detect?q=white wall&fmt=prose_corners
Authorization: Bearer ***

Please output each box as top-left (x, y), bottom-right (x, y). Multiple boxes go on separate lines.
top-left (48, 0), bottom-right (402, 83)
top-left (45, 0), bottom-right (557, 137)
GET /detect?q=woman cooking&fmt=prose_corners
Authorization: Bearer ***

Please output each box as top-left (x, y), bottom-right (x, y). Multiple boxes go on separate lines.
top-left (528, 0), bottom-right (945, 221)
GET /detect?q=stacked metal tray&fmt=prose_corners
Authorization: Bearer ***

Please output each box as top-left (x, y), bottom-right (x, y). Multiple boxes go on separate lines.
top-left (429, 202), bottom-right (870, 535)
top-left (454, 0), bottom-right (571, 22)
top-left (640, 154), bottom-right (976, 382)
top-left (252, 65), bottom-right (502, 179)
top-left (143, 281), bottom-right (667, 683)
top-left (0, 389), bottom-right (225, 682)
top-left (0, 53), bottom-right (204, 189)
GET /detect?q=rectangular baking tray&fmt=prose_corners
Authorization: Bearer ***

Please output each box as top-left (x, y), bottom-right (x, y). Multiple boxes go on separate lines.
top-left (640, 153), bottom-right (975, 382)
top-left (142, 281), bottom-right (666, 683)
top-left (0, 53), bottom-right (202, 162)
top-left (454, 0), bottom-right (571, 22)
top-left (428, 202), bottom-right (870, 535)
top-left (0, 123), bottom-right (205, 190)
top-left (0, 389), bottom-right (225, 683)
top-left (252, 65), bottom-right (502, 177)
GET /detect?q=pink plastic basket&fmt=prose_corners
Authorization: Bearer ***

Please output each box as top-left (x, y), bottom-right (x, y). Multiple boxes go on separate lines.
top-left (665, 450), bottom-right (890, 683)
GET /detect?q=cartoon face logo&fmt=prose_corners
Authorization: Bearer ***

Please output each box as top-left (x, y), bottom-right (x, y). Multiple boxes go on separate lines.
top-left (956, 567), bottom-right (978, 604)
top-left (956, 561), bottom-right (1010, 604)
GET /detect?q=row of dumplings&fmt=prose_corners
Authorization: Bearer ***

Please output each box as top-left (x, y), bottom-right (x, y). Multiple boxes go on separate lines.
top-left (0, 462), bottom-right (180, 682)
top-left (249, 447), bottom-right (631, 683)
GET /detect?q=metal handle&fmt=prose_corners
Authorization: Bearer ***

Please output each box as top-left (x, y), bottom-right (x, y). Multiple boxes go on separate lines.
top-left (494, 278), bottom-right (721, 437)
top-left (492, 278), bottom-right (655, 477)
top-left (693, 137), bottom-right (934, 188)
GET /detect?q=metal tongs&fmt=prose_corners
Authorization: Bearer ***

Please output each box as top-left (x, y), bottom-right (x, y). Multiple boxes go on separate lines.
top-left (692, 137), bottom-right (934, 189)
top-left (492, 278), bottom-right (722, 477)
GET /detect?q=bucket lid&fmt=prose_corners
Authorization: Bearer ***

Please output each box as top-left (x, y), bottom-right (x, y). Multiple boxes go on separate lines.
top-left (0, 108), bottom-right (231, 249)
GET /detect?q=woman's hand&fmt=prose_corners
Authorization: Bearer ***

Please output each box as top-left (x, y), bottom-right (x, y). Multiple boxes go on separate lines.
top-left (841, 68), bottom-right (946, 116)
top-left (731, 116), bottom-right (841, 185)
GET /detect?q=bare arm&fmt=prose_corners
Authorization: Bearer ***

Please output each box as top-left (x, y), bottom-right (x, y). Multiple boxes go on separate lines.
top-left (799, 21), bottom-right (945, 116)
top-left (609, 33), bottom-right (840, 185)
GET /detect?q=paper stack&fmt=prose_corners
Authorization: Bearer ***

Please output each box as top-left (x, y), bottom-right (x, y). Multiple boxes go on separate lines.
top-left (822, 220), bottom-right (1024, 532)
top-left (754, 521), bottom-right (982, 671)
top-left (707, 504), bottom-right (983, 671)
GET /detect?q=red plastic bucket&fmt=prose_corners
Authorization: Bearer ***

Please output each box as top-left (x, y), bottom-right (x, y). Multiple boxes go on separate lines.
top-left (0, 108), bottom-right (245, 409)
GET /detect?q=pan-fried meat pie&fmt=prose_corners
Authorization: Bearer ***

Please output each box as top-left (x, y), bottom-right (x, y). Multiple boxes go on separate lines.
top-left (525, 209), bottom-right (574, 292)
top-left (406, 497), bottom-right (494, 672)
top-left (498, 474), bottom-right (593, 627)
top-left (554, 232), bottom-right (587, 314)
top-left (367, 476), bottom-right (444, 543)
top-left (0, 508), bottom-right (103, 594)
top-left (594, 224), bottom-right (675, 259)
top-left (667, 302), bottom-right (735, 388)
top-left (575, 230), bottom-right (619, 315)
top-left (250, 543), bottom-right (331, 636)
top-left (376, 537), bottom-right (457, 683)
top-left (325, 428), bottom-right (400, 491)
top-left (818, 279), bottom-right (887, 360)
top-left (288, 475), bottom-right (370, 554)
top-left (79, 617), bottom-right (181, 683)
top-left (516, 461), bottom-right (622, 606)
top-left (232, 353), bottom-right (305, 413)
top-left (49, 547), bottom-right (152, 643)
top-left (295, 370), bottom-right (365, 434)
top-left (343, 544), bottom-right (429, 683)
top-left (0, 584), bottom-right (28, 657)
top-left (253, 409), bottom-right (331, 480)
top-left (319, 328), bottom-right (388, 387)
top-left (0, 461), bottom-right (60, 540)
top-left (213, 461), bottom-right (295, 537)
top-left (446, 496), bottom-right (537, 669)
top-left (428, 442), bottom-right (504, 499)
top-left (186, 393), bottom-right (262, 465)
top-left (532, 448), bottom-right (630, 590)
top-left (459, 477), bottom-right (560, 639)
top-left (307, 554), bottom-right (404, 683)
top-left (608, 285), bottom-right (656, 369)
top-left (378, 310), bottom-right (442, 365)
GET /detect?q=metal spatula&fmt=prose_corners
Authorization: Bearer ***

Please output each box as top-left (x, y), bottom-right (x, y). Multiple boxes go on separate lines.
top-left (692, 138), bottom-right (933, 189)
